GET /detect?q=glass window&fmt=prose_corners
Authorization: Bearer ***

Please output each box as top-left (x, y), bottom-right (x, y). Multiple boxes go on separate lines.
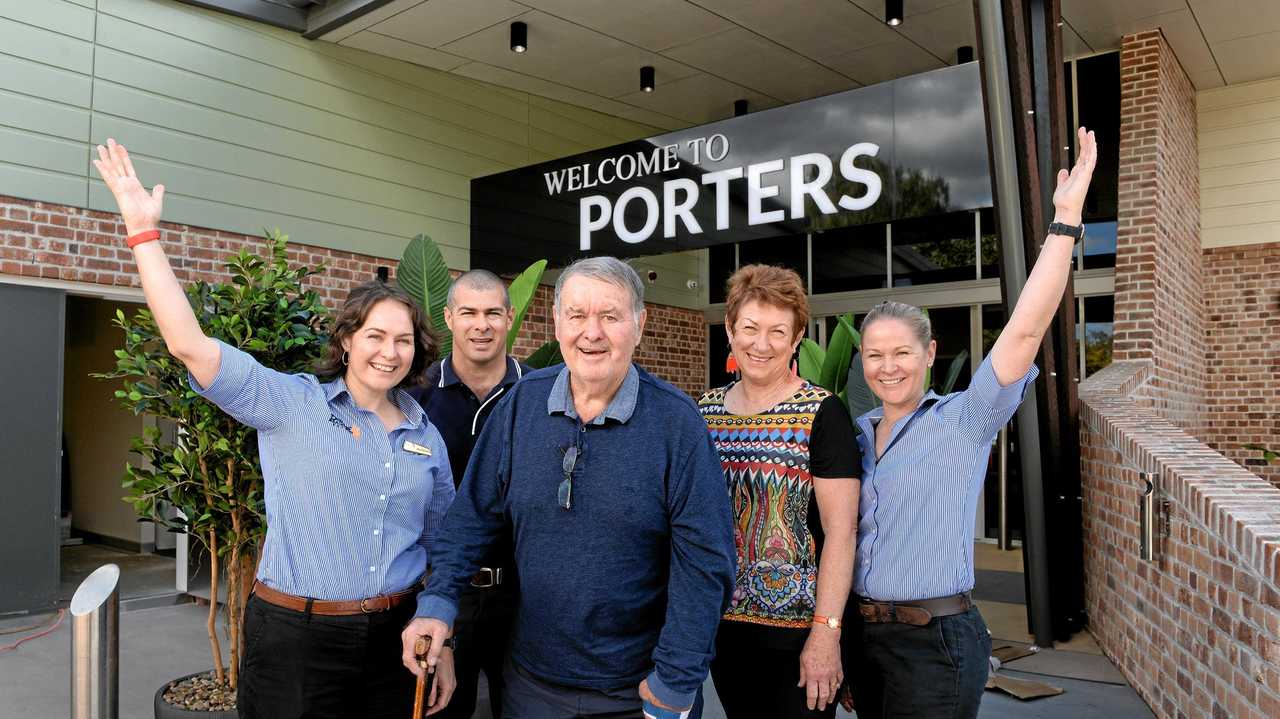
top-left (737, 234), bottom-right (808, 288)
top-left (811, 223), bottom-right (888, 294)
top-left (1075, 53), bottom-right (1119, 264)
top-left (1082, 295), bottom-right (1114, 377)
top-left (709, 243), bottom-right (735, 304)
top-left (980, 303), bottom-right (1023, 543)
top-left (925, 305), bottom-right (973, 394)
top-left (979, 208), bottom-right (1000, 279)
top-left (1082, 220), bottom-right (1116, 270)
top-left (891, 211), bottom-right (977, 286)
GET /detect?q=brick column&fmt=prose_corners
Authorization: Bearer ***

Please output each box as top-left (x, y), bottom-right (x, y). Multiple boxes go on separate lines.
top-left (1112, 30), bottom-right (1205, 435)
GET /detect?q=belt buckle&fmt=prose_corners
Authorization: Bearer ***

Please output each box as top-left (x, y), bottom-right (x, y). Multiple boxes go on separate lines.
top-left (471, 567), bottom-right (501, 588)
top-left (360, 597), bottom-right (376, 614)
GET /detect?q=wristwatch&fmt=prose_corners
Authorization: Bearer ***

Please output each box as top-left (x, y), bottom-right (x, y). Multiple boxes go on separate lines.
top-left (1047, 221), bottom-right (1085, 241)
top-left (812, 614), bottom-right (841, 630)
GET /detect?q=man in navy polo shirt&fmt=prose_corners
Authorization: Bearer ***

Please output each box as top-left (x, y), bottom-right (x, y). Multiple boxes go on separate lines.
top-left (408, 269), bottom-right (527, 719)
top-left (403, 257), bottom-right (735, 719)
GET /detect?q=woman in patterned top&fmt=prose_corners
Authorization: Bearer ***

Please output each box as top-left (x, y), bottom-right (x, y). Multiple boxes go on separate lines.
top-left (701, 264), bottom-right (861, 718)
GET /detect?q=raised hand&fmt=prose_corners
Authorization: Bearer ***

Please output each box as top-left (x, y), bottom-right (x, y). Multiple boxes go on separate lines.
top-left (92, 138), bottom-right (165, 237)
top-left (1051, 126), bottom-right (1097, 226)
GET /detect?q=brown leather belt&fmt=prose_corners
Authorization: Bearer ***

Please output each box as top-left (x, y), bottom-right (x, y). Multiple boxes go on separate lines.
top-left (252, 580), bottom-right (418, 616)
top-left (858, 593), bottom-right (973, 626)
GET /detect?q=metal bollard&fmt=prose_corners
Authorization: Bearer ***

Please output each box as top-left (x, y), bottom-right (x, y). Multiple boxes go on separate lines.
top-left (71, 564), bottom-right (120, 719)
top-left (1139, 474), bottom-right (1156, 562)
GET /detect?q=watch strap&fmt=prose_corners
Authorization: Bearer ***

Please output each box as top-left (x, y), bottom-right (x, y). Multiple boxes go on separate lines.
top-left (812, 613), bottom-right (841, 630)
top-left (1047, 221), bottom-right (1085, 241)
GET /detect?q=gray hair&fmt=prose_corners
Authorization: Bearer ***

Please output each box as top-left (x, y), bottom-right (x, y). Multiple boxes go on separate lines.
top-left (447, 269), bottom-right (510, 309)
top-left (554, 256), bottom-right (644, 320)
top-left (860, 300), bottom-right (932, 347)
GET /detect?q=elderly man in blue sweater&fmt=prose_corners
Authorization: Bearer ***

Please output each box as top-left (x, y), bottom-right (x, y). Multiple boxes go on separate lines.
top-left (402, 256), bottom-right (736, 719)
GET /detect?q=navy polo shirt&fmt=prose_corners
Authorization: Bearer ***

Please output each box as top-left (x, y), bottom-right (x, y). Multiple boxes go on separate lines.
top-left (408, 354), bottom-right (527, 488)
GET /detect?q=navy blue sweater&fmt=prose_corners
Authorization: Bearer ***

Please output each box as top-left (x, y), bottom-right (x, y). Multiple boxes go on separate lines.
top-left (418, 364), bottom-right (735, 707)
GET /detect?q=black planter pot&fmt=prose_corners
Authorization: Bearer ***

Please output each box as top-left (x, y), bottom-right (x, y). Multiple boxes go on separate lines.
top-left (153, 673), bottom-right (238, 719)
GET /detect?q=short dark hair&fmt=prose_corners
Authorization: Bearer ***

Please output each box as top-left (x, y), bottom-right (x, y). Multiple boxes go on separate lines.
top-left (447, 269), bottom-right (510, 309)
top-left (315, 280), bottom-right (438, 387)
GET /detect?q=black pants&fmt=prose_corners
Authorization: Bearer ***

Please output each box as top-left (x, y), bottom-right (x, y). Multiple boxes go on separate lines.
top-left (710, 622), bottom-right (837, 719)
top-left (236, 593), bottom-right (416, 719)
top-left (848, 606), bottom-right (991, 719)
top-left (437, 583), bottom-right (517, 719)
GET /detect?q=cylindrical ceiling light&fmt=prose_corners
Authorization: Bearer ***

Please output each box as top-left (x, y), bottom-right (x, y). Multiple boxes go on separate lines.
top-left (734, 99), bottom-right (748, 117)
top-left (640, 65), bottom-right (655, 93)
top-left (886, 0), bottom-right (903, 26)
top-left (957, 45), bottom-right (974, 64)
top-left (510, 21), bottom-right (527, 53)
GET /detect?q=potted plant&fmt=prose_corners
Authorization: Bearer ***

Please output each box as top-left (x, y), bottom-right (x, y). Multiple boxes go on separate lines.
top-left (99, 231), bottom-right (328, 718)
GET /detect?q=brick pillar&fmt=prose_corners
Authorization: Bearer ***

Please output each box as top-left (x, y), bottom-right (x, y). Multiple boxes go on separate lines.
top-left (1112, 30), bottom-right (1205, 435)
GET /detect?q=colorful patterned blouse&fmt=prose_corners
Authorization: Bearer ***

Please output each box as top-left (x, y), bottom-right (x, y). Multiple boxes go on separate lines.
top-left (699, 382), bottom-right (859, 630)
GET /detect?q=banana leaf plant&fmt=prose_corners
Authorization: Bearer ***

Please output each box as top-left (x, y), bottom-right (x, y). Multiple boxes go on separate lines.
top-left (396, 233), bottom-right (561, 368)
top-left (797, 311), bottom-right (970, 424)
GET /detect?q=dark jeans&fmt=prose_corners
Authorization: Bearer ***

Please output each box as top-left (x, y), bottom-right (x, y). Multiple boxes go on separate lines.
top-left (236, 593), bottom-right (416, 719)
top-left (502, 658), bottom-right (644, 719)
top-left (709, 622), bottom-right (837, 719)
top-left (437, 583), bottom-right (517, 719)
top-left (848, 606), bottom-right (991, 719)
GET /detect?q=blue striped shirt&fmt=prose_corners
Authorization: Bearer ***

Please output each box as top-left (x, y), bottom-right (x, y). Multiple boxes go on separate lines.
top-left (853, 355), bottom-right (1038, 602)
top-left (190, 340), bottom-right (455, 600)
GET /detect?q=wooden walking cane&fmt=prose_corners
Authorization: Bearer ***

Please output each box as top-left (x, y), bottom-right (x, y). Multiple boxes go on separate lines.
top-left (412, 637), bottom-right (435, 718)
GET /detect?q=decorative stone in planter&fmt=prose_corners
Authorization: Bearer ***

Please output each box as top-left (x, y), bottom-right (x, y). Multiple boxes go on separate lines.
top-left (154, 671), bottom-right (238, 719)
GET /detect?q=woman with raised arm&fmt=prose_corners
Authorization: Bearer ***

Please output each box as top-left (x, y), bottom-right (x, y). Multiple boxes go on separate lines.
top-left (93, 139), bottom-right (457, 719)
top-left (844, 127), bottom-right (1098, 719)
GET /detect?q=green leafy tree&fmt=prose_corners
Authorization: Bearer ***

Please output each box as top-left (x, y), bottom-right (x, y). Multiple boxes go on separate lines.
top-left (97, 231), bottom-right (328, 691)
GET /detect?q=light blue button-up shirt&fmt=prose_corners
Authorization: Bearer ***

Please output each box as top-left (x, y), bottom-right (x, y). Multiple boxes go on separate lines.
top-left (854, 355), bottom-right (1038, 602)
top-left (191, 340), bottom-right (454, 600)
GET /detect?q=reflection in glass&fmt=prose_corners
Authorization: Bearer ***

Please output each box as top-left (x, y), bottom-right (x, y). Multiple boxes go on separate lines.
top-left (1083, 221), bottom-right (1117, 270)
top-left (812, 223), bottom-right (887, 293)
top-left (1083, 295), bottom-right (1114, 377)
top-left (891, 211), bottom-right (977, 286)
top-left (926, 305), bottom-right (973, 394)
top-left (979, 207), bottom-right (1000, 279)
top-left (1076, 53), bottom-right (1119, 224)
top-left (737, 234), bottom-right (808, 287)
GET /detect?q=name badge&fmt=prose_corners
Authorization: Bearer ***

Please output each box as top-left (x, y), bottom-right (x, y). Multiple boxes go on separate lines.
top-left (403, 440), bottom-right (432, 456)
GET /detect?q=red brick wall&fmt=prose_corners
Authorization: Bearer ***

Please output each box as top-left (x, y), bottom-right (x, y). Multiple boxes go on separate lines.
top-left (1113, 30), bottom-right (1206, 434)
top-left (1080, 360), bottom-right (1280, 719)
top-left (1201, 241), bottom-right (1280, 487)
top-left (0, 195), bottom-right (708, 395)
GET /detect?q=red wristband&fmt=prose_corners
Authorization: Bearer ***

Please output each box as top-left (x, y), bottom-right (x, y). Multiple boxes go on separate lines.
top-left (126, 229), bottom-right (161, 248)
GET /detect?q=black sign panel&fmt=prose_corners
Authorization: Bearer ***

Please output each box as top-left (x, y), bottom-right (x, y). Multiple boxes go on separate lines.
top-left (471, 63), bottom-right (991, 274)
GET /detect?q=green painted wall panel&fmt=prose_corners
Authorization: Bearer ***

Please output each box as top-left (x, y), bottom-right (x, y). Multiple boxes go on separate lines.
top-left (95, 15), bottom-right (532, 167)
top-left (0, 17), bottom-right (94, 75)
top-left (92, 47), bottom-right (510, 180)
top-left (0, 126), bottom-right (85, 176)
top-left (91, 115), bottom-right (469, 224)
top-left (101, 0), bottom-right (532, 138)
top-left (92, 82), bottom-right (471, 199)
top-left (0, 53), bottom-right (91, 107)
top-left (0, 161), bottom-right (85, 207)
top-left (0, 89), bottom-right (90, 142)
top-left (0, 0), bottom-right (96, 41)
